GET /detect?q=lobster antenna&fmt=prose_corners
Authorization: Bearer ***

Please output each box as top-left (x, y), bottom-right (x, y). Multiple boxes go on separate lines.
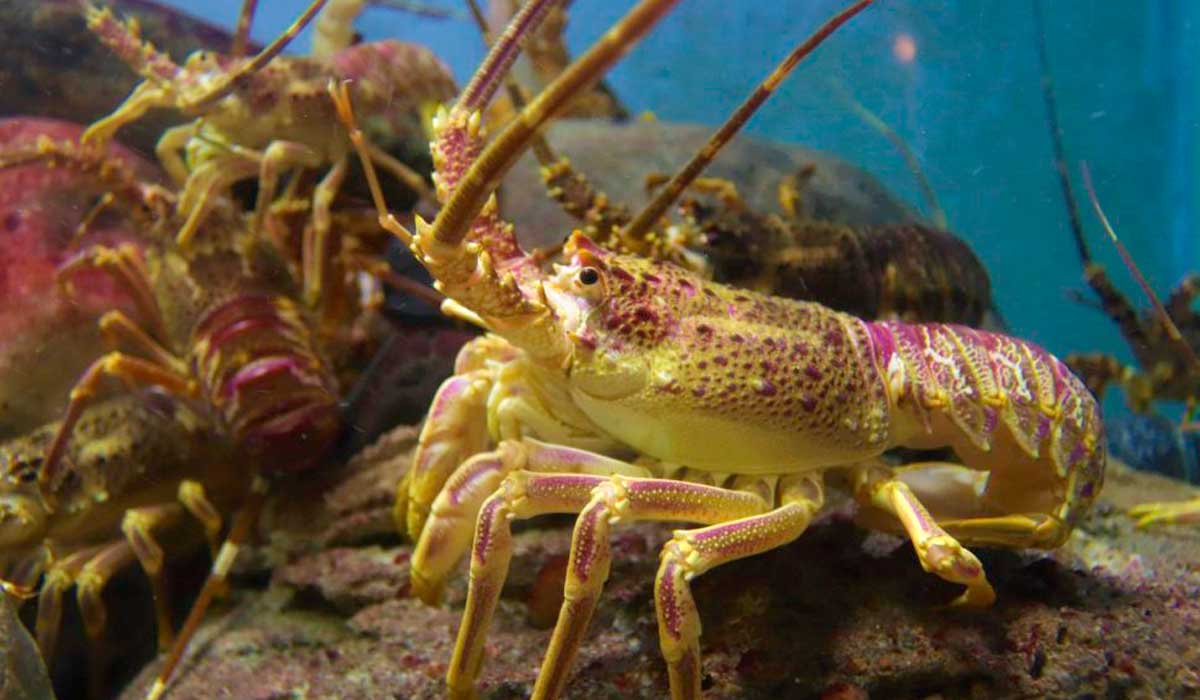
top-left (457, 0), bottom-right (561, 112)
top-left (1032, 0), bottom-right (1089, 264)
top-left (464, 0), bottom-right (559, 164)
top-left (830, 78), bottom-right (947, 229)
top-left (184, 0), bottom-right (330, 112)
top-left (230, 0), bottom-right (259, 58)
top-left (431, 0), bottom-right (681, 248)
top-left (1080, 163), bottom-right (1200, 371)
top-left (621, 0), bottom-right (876, 244)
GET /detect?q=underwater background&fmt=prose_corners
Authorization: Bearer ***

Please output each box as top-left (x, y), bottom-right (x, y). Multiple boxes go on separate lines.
top-left (164, 0), bottom-right (1199, 424)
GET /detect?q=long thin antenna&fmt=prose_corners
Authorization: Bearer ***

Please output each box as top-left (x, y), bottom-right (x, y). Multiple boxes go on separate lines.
top-left (183, 0), bottom-right (330, 112)
top-left (831, 78), bottom-right (947, 229)
top-left (430, 0), bottom-right (681, 248)
top-left (621, 0), bottom-right (875, 244)
top-left (1032, 0), bottom-right (1089, 264)
top-left (1080, 163), bottom-right (1200, 371)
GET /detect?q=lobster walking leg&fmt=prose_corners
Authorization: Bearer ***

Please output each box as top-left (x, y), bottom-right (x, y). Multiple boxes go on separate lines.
top-left (412, 439), bottom-right (649, 604)
top-left (1128, 497), bottom-right (1200, 528)
top-left (147, 474), bottom-right (271, 700)
top-left (655, 475), bottom-right (825, 700)
top-left (121, 503), bottom-right (187, 651)
top-left (302, 155), bottom-right (349, 307)
top-left (76, 540), bottom-right (138, 700)
top-left (36, 545), bottom-right (107, 664)
top-left (450, 464), bottom-right (768, 700)
top-left (178, 480), bottom-right (224, 557)
top-left (403, 369), bottom-right (495, 539)
top-left (852, 465), bottom-right (995, 608)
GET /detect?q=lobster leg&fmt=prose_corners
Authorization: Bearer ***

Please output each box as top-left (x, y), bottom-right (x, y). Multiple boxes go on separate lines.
top-left (852, 465), bottom-right (995, 608)
top-left (175, 153), bottom-right (261, 247)
top-left (411, 438), bottom-right (648, 605)
top-left (653, 474), bottom-right (824, 700)
top-left (76, 540), bottom-right (138, 700)
top-left (146, 474), bottom-right (271, 700)
top-left (448, 463), bottom-right (768, 700)
top-left (1128, 497), bottom-right (1200, 528)
top-left (35, 545), bottom-right (107, 665)
top-left (82, 82), bottom-right (172, 147)
top-left (302, 154), bottom-right (349, 307)
top-left (403, 368), bottom-right (495, 539)
top-left (178, 479), bottom-right (224, 557)
top-left (1065, 351), bottom-right (1135, 404)
top-left (155, 123), bottom-right (197, 185)
top-left (58, 244), bottom-right (172, 346)
top-left (121, 503), bottom-right (187, 651)
top-left (853, 462), bottom-right (1070, 549)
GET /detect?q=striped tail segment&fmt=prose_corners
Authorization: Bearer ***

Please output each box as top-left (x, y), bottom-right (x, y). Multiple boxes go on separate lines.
top-left (868, 321), bottom-right (1106, 528)
top-left (192, 294), bottom-right (339, 473)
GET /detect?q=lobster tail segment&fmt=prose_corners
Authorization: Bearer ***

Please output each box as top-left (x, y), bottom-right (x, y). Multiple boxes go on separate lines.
top-left (871, 321), bottom-right (1105, 526)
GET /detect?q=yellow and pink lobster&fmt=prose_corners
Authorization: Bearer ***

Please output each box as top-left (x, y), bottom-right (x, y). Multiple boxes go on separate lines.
top-left (343, 1), bottom-right (1102, 699)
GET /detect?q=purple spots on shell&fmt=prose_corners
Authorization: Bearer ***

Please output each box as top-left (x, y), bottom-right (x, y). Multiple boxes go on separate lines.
top-left (757, 380), bottom-right (777, 397)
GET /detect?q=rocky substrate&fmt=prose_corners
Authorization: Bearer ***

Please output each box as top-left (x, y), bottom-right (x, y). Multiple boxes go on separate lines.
top-left (110, 428), bottom-right (1200, 700)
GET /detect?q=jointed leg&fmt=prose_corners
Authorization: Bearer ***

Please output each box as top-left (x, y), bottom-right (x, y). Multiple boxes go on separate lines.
top-left (403, 369), bottom-right (495, 540)
top-left (302, 155), bottom-right (348, 307)
top-left (175, 154), bottom-right (261, 247)
top-left (155, 123), bottom-right (198, 185)
top-left (654, 475), bottom-right (823, 700)
top-left (252, 140), bottom-right (324, 241)
top-left (121, 503), bottom-right (187, 651)
top-left (1128, 498), bottom-right (1200, 528)
top-left (97, 310), bottom-right (188, 376)
top-left (411, 438), bottom-right (647, 604)
top-left (852, 465), bottom-right (995, 608)
top-left (448, 464), bottom-right (769, 699)
top-left (82, 83), bottom-right (172, 147)
top-left (58, 243), bottom-right (171, 345)
top-left (76, 541), bottom-right (138, 700)
top-left (35, 545), bottom-right (107, 665)
top-left (147, 474), bottom-right (271, 700)
top-left (178, 480), bottom-right (224, 557)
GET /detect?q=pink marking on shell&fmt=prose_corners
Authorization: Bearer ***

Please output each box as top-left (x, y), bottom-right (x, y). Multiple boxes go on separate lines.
top-left (472, 497), bottom-right (505, 566)
top-left (223, 355), bottom-right (318, 399)
top-left (657, 559), bottom-right (684, 640)
top-left (571, 502), bottom-right (606, 581)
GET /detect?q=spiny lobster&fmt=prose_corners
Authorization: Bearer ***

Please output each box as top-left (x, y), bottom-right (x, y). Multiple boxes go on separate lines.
top-left (329, 0), bottom-right (1105, 698)
top-left (82, 0), bottom-right (456, 305)
top-left (0, 134), bottom-right (342, 700)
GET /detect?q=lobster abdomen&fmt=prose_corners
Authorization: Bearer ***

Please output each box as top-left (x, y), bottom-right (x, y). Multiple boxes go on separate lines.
top-left (192, 294), bottom-right (340, 473)
top-left (868, 320), bottom-right (1105, 529)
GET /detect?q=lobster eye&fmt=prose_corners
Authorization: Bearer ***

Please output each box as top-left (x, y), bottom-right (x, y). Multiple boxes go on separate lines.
top-left (578, 267), bottom-right (600, 286)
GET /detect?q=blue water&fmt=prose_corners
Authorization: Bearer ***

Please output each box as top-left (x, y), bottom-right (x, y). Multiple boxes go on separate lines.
top-left (168, 0), bottom-right (1199, 419)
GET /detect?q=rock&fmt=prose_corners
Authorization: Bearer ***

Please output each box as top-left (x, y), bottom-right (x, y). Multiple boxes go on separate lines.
top-left (1106, 413), bottom-right (1197, 483)
top-left (0, 117), bottom-right (163, 439)
top-left (0, 591), bottom-right (57, 700)
top-left (116, 439), bottom-right (1200, 700)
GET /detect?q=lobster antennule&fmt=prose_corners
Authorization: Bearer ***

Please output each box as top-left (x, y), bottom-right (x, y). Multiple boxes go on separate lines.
top-left (429, 0), bottom-right (682, 250)
top-left (620, 0), bottom-right (876, 247)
